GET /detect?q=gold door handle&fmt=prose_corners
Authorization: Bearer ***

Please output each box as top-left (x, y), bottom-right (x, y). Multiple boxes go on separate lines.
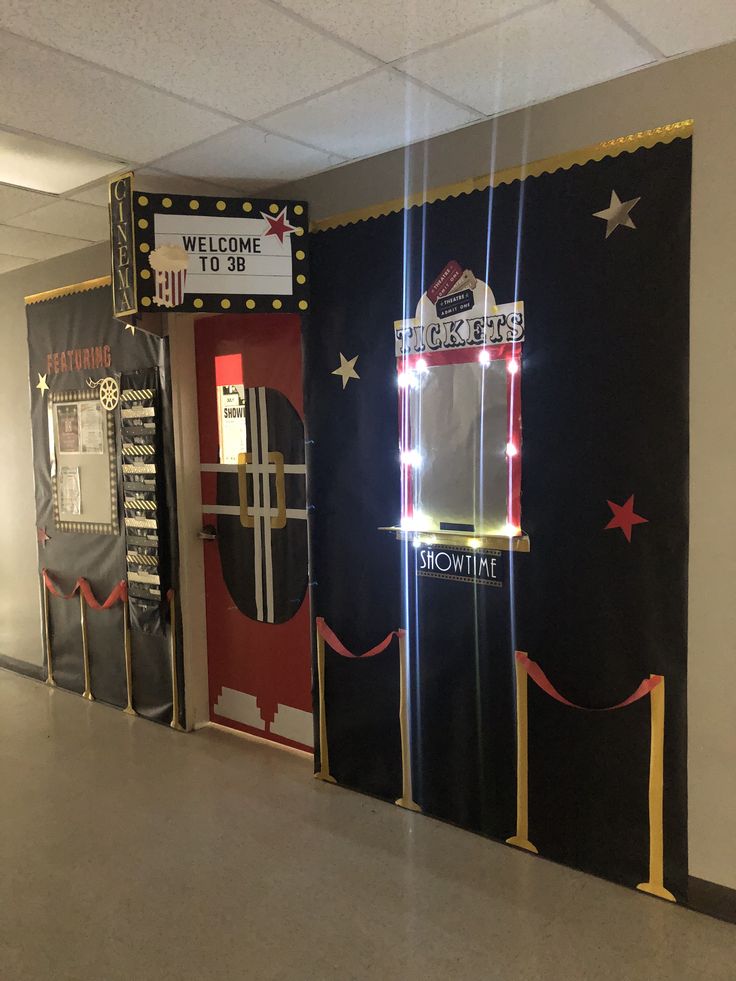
top-left (238, 451), bottom-right (286, 529)
top-left (269, 452), bottom-right (286, 530)
top-left (238, 452), bottom-right (254, 529)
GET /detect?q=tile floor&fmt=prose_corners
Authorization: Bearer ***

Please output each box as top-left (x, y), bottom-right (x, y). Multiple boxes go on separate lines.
top-left (0, 669), bottom-right (733, 980)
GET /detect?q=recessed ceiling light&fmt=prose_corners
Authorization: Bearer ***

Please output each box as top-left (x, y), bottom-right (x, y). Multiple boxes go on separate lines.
top-left (0, 129), bottom-right (127, 194)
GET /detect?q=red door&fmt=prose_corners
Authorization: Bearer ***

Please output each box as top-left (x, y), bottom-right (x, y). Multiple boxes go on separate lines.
top-left (195, 314), bottom-right (312, 751)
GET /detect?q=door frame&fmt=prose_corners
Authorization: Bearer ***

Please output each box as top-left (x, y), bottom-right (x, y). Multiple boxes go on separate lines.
top-left (167, 311), bottom-right (210, 729)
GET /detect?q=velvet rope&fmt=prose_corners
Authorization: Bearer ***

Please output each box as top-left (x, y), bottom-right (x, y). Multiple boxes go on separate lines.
top-left (42, 568), bottom-right (127, 610)
top-left (515, 651), bottom-right (662, 711)
top-left (316, 617), bottom-right (404, 658)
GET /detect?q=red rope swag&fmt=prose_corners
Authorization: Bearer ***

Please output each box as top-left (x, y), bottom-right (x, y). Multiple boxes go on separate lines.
top-left (515, 651), bottom-right (662, 711)
top-left (42, 568), bottom-right (127, 610)
top-left (316, 617), bottom-right (404, 658)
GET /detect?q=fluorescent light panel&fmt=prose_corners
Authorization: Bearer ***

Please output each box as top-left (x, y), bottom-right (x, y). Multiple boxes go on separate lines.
top-left (0, 129), bottom-right (125, 194)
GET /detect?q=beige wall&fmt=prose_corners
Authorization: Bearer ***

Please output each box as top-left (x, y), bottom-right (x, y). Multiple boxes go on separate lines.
top-left (0, 243), bottom-right (109, 666)
top-left (1, 41), bottom-right (733, 887)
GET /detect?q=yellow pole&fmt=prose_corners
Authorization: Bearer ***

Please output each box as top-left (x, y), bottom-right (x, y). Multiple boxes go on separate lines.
top-left (506, 654), bottom-right (537, 853)
top-left (42, 573), bottom-right (55, 687)
top-left (637, 677), bottom-right (676, 902)
top-left (169, 591), bottom-right (184, 731)
top-left (122, 596), bottom-right (136, 716)
top-left (80, 592), bottom-right (94, 701)
top-left (314, 629), bottom-right (336, 783)
top-left (395, 633), bottom-right (420, 811)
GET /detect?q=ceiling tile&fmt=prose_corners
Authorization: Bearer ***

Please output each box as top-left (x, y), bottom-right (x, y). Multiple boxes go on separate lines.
top-left (605, 0), bottom-right (736, 57)
top-left (0, 31), bottom-right (234, 161)
top-left (133, 171), bottom-right (240, 197)
top-left (260, 70), bottom-right (481, 159)
top-left (0, 1), bottom-right (376, 120)
top-left (0, 224), bottom-right (91, 260)
top-left (154, 125), bottom-right (342, 185)
top-left (398, 0), bottom-right (654, 116)
top-left (9, 200), bottom-right (109, 242)
top-left (0, 183), bottom-right (55, 221)
top-left (68, 182), bottom-right (118, 207)
top-left (276, 0), bottom-right (541, 60)
top-left (0, 128), bottom-right (123, 194)
top-left (0, 253), bottom-right (36, 274)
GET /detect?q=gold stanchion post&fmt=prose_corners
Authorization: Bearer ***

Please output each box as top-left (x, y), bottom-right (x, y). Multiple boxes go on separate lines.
top-left (314, 629), bottom-right (336, 783)
top-left (42, 573), bottom-right (55, 687)
top-left (122, 596), bottom-right (136, 716)
top-left (80, 592), bottom-right (94, 701)
top-left (169, 591), bottom-right (184, 731)
top-left (637, 676), bottom-right (676, 902)
top-left (506, 653), bottom-right (537, 853)
top-left (395, 633), bottom-right (420, 811)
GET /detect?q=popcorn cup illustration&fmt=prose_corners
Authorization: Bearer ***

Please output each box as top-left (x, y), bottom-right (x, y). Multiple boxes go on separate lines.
top-left (149, 244), bottom-right (189, 308)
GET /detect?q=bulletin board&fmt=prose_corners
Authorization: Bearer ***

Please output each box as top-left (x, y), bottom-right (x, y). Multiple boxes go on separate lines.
top-left (50, 387), bottom-right (119, 534)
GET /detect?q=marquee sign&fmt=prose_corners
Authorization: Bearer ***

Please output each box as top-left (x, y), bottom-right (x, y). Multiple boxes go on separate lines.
top-left (109, 174), bottom-right (309, 318)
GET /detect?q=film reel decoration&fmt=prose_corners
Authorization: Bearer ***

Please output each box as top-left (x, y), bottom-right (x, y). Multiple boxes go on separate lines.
top-left (86, 375), bottom-right (120, 412)
top-left (99, 376), bottom-right (120, 411)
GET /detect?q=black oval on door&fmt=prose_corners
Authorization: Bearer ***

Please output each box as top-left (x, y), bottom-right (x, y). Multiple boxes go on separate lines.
top-left (216, 386), bottom-right (307, 624)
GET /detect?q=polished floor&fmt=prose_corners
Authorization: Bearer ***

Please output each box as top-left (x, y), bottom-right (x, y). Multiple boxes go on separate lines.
top-left (0, 670), bottom-right (733, 980)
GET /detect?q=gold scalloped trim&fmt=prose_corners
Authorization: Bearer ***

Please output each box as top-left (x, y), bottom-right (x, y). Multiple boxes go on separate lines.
top-left (311, 120), bottom-right (693, 233)
top-left (25, 275), bottom-right (111, 306)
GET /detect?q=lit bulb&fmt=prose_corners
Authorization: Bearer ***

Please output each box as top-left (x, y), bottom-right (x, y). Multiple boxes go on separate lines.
top-left (398, 371), bottom-right (411, 387)
top-left (478, 349), bottom-right (490, 366)
top-left (400, 515), bottom-right (416, 531)
top-left (412, 536), bottom-right (421, 549)
top-left (503, 522), bottom-right (521, 537)
top-left (507, 359), bottom-right (519, 375)
top-left (505, 442), bottom-right (518, 457)
top-left (468, 538), bottom-right (481, 550)
top-left (415, 358), bottom-right (429, 373)
top-left (400, 449), bottom-right (422, 468)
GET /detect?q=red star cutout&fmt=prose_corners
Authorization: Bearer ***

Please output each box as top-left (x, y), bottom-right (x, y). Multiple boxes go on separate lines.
top-left (37, 527), bottom-right (51, 548)
top-left (605, 495), bottom-right (648, 542)
top-left (261, 208), bottom-right (296, 244)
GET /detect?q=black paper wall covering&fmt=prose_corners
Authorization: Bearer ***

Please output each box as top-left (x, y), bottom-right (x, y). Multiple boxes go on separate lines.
top-left (304, 137), bottom-right (691, 901)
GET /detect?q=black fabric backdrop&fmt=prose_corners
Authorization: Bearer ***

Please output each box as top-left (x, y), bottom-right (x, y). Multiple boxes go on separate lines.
top-left (305, 137), bottom-right (691, 899)
top-left (26, 284), bottom-right (183, 726)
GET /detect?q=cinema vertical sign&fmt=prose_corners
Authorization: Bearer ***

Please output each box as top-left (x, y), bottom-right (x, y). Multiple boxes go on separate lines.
top-left (109, 172), bottom-right (137, 318)
top-left (109, 172), bottom-right (309, 318)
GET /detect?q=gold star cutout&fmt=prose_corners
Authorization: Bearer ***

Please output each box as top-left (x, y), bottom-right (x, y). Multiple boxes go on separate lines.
top-left (332, 353), bottom-right (360, 389)
top-left (36, 372), bottom-right (49, 396)
top-left (593, 190), bottom-right (641, 239)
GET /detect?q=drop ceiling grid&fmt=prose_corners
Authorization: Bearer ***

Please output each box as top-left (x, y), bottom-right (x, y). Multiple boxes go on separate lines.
top-left (0, 0), bottom-right (733, 270)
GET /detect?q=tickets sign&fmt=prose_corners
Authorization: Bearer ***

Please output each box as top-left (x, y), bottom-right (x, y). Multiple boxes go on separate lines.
top-left (394, 258), bottom-right (525, 357)
top-left (109, 176), bottom-right (309, 316)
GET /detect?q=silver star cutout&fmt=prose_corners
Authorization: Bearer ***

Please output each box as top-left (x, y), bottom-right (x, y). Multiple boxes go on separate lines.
top-left (593, 190), bottom-right (641, 239)
top-left (331, 353), bottom-right (360, 389)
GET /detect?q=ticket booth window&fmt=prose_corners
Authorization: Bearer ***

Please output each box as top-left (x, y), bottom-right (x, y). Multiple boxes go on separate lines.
top-left (399, 347), bottom-right (521, 538)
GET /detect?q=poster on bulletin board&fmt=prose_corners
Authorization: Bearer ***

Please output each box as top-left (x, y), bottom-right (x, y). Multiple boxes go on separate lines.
top-left (109, 173), bottom-right (309, 318)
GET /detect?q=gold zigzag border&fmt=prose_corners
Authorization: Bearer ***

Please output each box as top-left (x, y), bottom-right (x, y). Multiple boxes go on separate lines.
top-left (310, 119), bottom-right (693, 233)
top-left (25, 275), bottom-right (112, 306)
